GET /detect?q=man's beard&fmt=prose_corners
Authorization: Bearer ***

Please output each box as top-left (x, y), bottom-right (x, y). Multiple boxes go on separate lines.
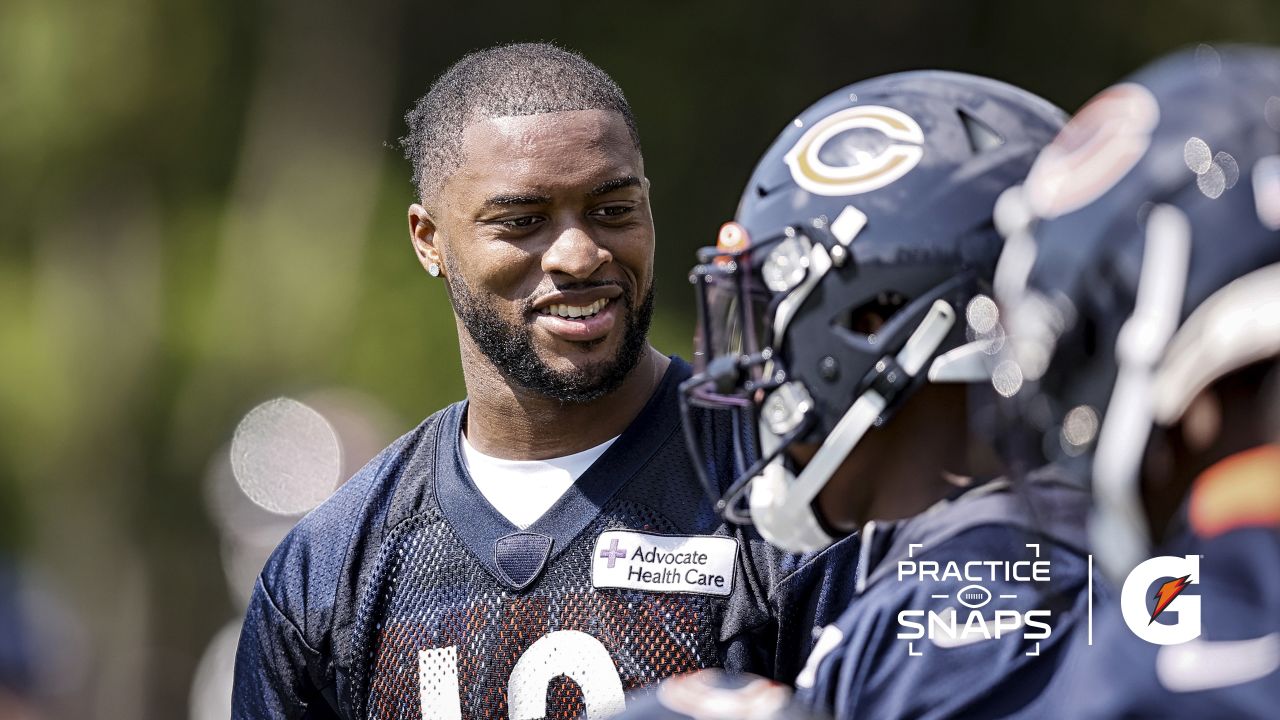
top-left (445, 271), bottom-right (655, 405)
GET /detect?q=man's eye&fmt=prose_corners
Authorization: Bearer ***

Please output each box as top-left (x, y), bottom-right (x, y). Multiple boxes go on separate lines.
top-left (591, 205), bottom-right (634, 219)
top-left (499, 216), bottom-right (542, 229)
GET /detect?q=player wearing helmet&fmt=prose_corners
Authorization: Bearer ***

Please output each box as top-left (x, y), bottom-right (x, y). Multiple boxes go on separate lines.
top-left (672, 71), bottom-right (1097, 719)
top-left (995, 45), bottom-right (1280, 717)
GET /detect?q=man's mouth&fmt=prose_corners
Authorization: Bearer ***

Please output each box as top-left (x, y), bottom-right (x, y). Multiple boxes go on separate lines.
top-left (531, 296), bottom-right (620, 342)
top-left (537, 298), bottom-right (610, 319)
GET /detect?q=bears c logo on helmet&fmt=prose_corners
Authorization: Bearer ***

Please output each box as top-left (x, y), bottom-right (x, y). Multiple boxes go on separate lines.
top-left (784, 106), bottom-right (925, 196)
top-left (1024, 82), bottom-right (1160, 218)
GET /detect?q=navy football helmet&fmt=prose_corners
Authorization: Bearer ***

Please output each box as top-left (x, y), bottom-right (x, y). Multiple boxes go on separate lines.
top-left (993, 45), bottom-right (1280, 581)
top-left (679, 71), bottom-right (1066, 552)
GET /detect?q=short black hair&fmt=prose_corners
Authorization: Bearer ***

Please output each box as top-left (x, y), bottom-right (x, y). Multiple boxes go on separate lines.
top-left (401, 42), bottom-right (642, 204)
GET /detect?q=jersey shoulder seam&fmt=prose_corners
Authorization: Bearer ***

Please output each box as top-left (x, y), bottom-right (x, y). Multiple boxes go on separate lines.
top-left (256, 574), bottom-right (323, 657)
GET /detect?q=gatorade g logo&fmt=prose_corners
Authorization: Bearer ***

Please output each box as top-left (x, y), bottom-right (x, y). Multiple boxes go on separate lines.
top-left (784, 106), bottom-right (925, 196)
top-left (1121, 555), bottom-right (1201, 645)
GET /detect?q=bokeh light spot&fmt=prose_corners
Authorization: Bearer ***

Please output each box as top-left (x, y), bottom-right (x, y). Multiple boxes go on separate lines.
top-left (1183, 137), bottom-right (1212, 174)
top-left (1198, 163), bottom-right (1227, 199)
top-left (966, 294), bottom-right (1000, 335)
top-left (230, 397), bottom-right (342, 515)
top-left (1194, 43), bottom-right (1222, 77)
top-left (992, 360), bottom-right (1025, 398)
top-left (1060, 404), bottom-right (1100, 455)
top-left (1214, 151), bottom-right (1239, 189)
top-left (1265, 97), bottom-right (1280, 132)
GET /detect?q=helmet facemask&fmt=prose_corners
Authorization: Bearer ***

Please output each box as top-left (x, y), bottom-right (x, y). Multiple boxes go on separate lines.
top-left (681, 219), bottom-right (996, 552)
top-left (678, 72), bottom-right (1069, 554)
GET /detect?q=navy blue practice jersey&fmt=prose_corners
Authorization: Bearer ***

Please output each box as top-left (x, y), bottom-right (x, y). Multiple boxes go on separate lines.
top-left (1060, 446), bottom-right (1280, 719)
top-left (232, 358), bottom-right (856, 719)
top-left (793, 471), bottom-right (1099, 720)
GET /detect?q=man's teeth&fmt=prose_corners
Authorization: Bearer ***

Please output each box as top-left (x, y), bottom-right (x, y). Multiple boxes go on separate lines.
top-left (541, 298), bottom-right (609, 318)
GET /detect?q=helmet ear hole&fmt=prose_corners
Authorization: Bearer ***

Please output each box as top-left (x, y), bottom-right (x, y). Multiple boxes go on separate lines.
top-left (838, 292), bottom-right (909, 337)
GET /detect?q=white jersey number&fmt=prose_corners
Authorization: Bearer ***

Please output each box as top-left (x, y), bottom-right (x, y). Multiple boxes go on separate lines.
top-left (419, 630), bottom-right (626, 719)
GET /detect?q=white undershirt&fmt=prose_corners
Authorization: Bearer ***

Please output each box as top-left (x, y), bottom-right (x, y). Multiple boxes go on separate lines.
top-left (461, 431), bottom-right (620, 529)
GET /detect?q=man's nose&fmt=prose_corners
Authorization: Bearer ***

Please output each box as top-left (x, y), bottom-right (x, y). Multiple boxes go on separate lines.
top-left (541, 223), bottom-right (612, 279)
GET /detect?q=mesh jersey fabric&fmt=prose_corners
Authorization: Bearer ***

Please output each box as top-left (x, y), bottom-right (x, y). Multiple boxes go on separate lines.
top-left (232, 358), bottom-right (859, 719)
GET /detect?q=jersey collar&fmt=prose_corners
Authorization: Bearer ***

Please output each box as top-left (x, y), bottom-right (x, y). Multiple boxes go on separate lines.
top-left (435, 357), bottom-right (691, 590)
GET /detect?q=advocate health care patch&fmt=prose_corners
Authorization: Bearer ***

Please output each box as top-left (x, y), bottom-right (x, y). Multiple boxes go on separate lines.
top-left (592, 530), bottom-right (737, 597)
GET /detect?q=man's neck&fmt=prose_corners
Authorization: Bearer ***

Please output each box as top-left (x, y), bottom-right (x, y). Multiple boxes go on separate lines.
top-left (861, 429), bottom-right (1004, 524)
top-left (857, 390), bottom-right (989, 524)
top-left (862, 455), bottom-right (960, 524)
top-left (462, 346), bottom-right (669, 460)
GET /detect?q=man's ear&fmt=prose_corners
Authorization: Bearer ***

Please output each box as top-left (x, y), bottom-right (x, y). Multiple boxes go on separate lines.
top-left (408, 203), bottom-right (445, 278)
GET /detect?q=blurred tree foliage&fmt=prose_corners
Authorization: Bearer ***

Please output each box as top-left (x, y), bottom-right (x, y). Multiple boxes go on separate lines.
top-left (1, 0), bottom-right (1278, 716)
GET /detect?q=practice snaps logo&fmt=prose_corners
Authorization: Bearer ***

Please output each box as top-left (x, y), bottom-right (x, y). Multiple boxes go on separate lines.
top-left (895, 543), bottom-right (1054, 656)
top-left (1120, 555), bottom-right (1201, 645)
top-left (784, 106), bottom-right (925, 196)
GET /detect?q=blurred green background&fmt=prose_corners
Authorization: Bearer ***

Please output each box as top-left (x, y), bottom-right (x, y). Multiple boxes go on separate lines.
top-left (2, 0), bottom-right (1279, 717)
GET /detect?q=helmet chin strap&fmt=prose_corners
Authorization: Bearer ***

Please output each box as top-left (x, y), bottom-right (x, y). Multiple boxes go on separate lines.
top-left (750, 300), bottom-right (957, 553)
top-left (751, 390), bottom-right (884, 553)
